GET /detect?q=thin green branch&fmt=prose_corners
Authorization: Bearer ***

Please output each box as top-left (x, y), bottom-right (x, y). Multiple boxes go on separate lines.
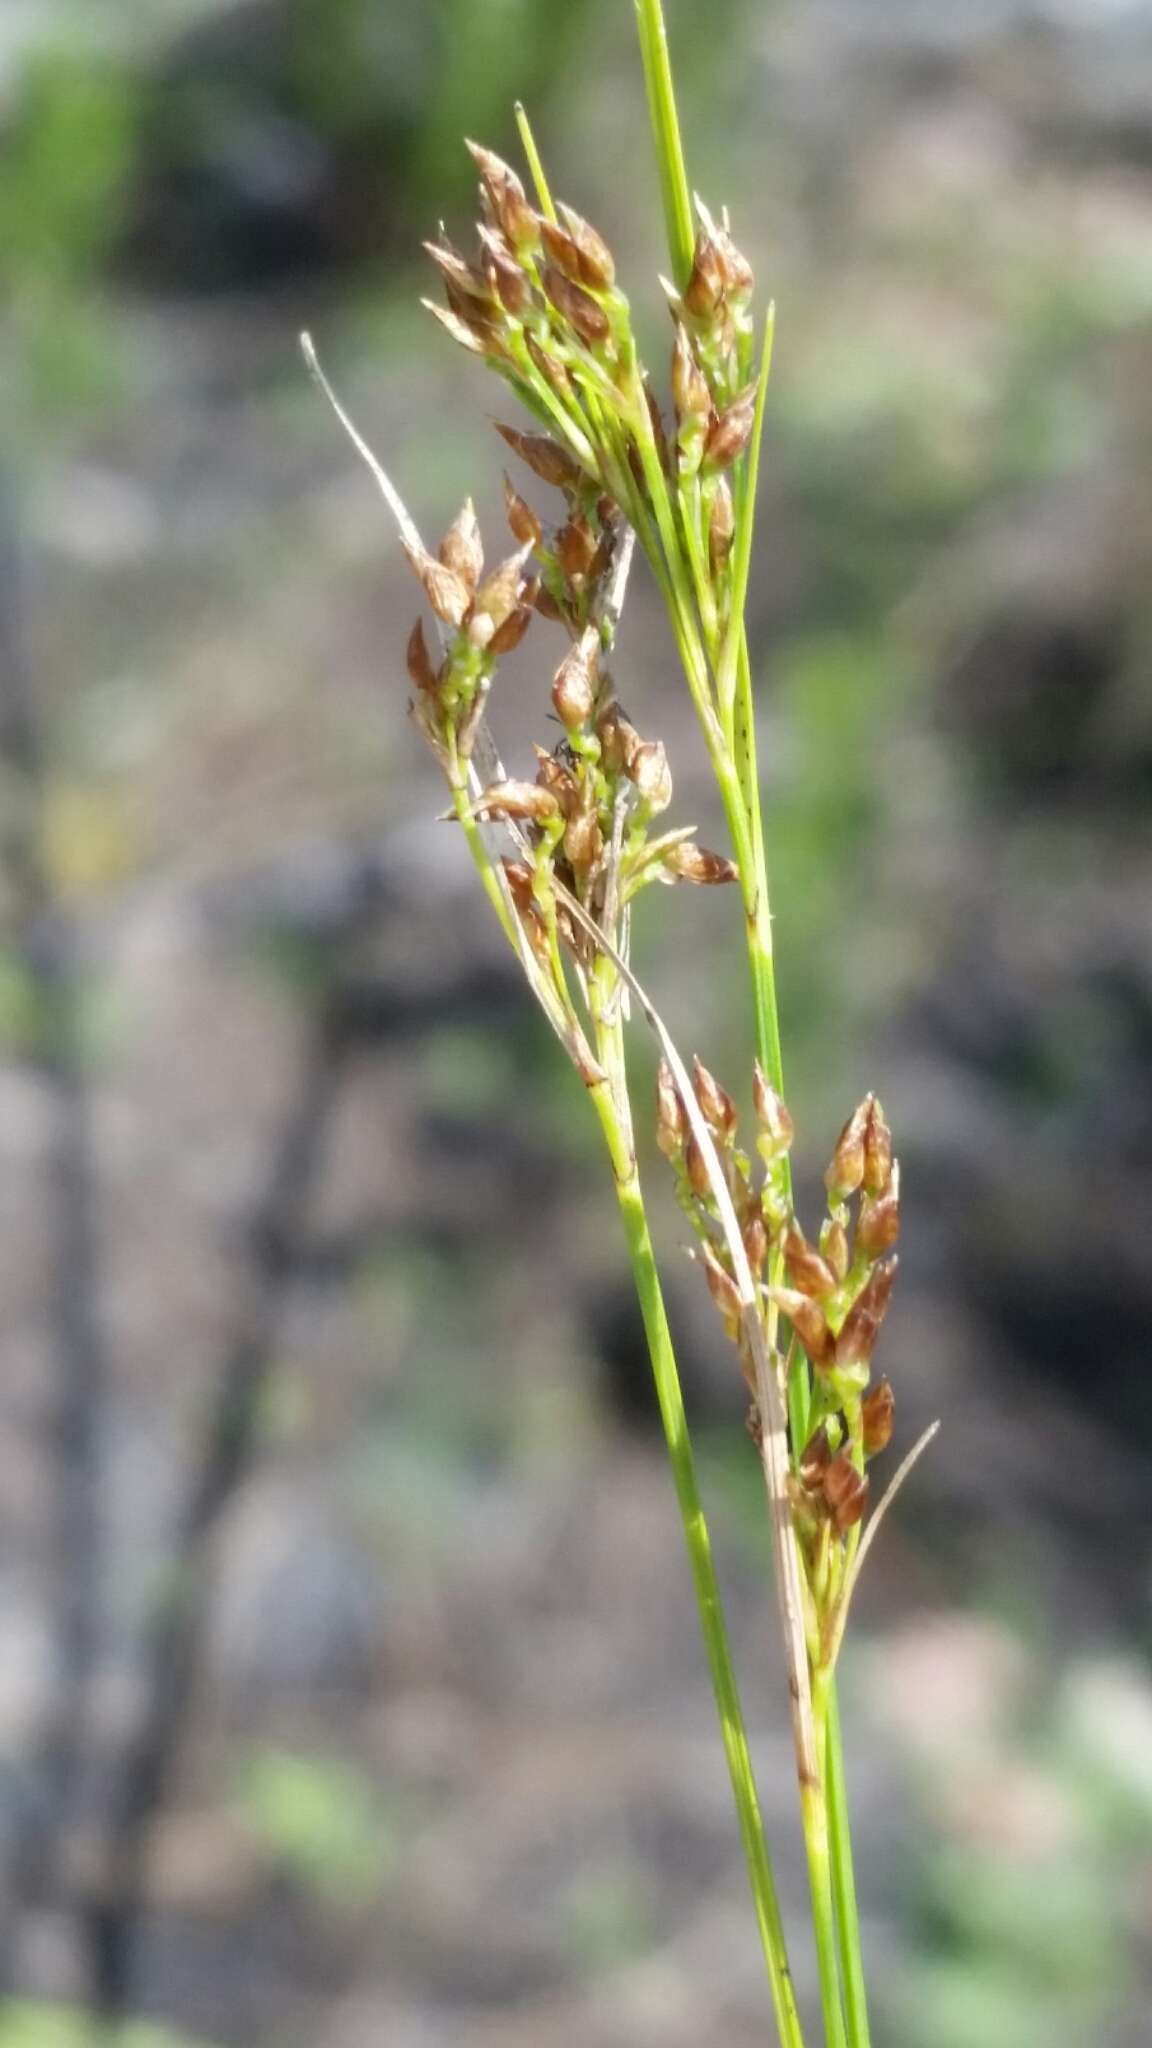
top-left (514, 101), bottom-right (557, 221)
top-left (634, 0), bottom-right (696, 288)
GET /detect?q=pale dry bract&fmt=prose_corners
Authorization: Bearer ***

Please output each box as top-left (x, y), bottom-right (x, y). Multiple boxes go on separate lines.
top-left (309, 6), bottom-right (937, 2043)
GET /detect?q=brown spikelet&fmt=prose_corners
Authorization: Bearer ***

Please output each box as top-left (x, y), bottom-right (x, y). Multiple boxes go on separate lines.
top-left (466, 141), bottom-right (540, 253)
top-left (488, 602), bottom-right (534, 656)
top-left (703, 387), bottom-right (757, 472)
top-left (709, 476), bottom-right (735, 571)
top-left (862, 1097), bottom-right (894, 1195)
top-left (823, 1454), bottom-right (869, 1534)
top-left (472, 778), bottom-right (560, 823)
top-left (542, 266), bottom-right (611, 347)
top-left (752, 1064), bottom-right (794, 1158)
top-left (557, 203), bottom-right (616, 290)
top-left (422, 299), bottom-right (491, 356)
top-left (627, 738), bottom-right (673, 812)
top-left (861, 1378), bottom-right (895, 1458)
top-left (700, 1242), bottom-right (742, 1333)
top-left (405, 618), bottom-right (439, 695)
top-left (836, 1257), bottom-right (898, 1369)
top-left (662, 842), bottom-right (738, 885)
top-left (552, 633), bottom-right (597, 729)
top-left (857, 1174), bottom-right (901, 1259)
top-left (403, 540), bottom-right (472, 628)
top-left (692, 1055), bottom-right (738, 1142)
top-left (438, 499), bottom-right (483, 592)
top-left (655, 1057), bottom-right (686, 1159)
top-left (767, 1286), bottom-right (834, 1366)
top-left (477, 224), bottom-right (533, 315)
top-left (683, 228), bottom-right (726, 318)
top-left (782, 1221), bottom-right (837, 1300)
top-left (503, 474), bottom-right (542, 547)
top-left (495, 423), bottom-right (583, 489)
top-left (825, 1097), bottom-right (870, 1199)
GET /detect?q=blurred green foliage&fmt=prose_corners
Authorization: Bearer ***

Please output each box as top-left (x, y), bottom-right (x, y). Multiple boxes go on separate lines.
top-left (0, 48), bottom-right (140, 428)
top-left (0, 2007), bottom-right (216, 2048)
top-left (236, 1747), bottom-right (393, 1905)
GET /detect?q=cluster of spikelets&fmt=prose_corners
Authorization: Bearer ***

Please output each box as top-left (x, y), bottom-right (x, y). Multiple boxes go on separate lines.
top-left (421, 140), bottom-right (762, 662)
top-left (407, 136), bottom-right (903, 1627)
top-left (403, 444), bottom-right (738, 967)
top-left (657, 1058), bottom-right (899, 1602)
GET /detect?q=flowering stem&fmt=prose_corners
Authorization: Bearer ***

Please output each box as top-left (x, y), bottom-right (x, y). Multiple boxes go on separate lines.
top-left (590, 991), bottom-right (806, 2048)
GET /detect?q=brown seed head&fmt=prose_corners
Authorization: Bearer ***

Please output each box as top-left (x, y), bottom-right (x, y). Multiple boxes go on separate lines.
top-left (861, 1378), bottom-right (895, 1459)
top-left (752, 1064), bottom-right (794, 1159)
top-left (662, 842), bottom-right (738, 885)
top-left (782, 1221), bottom-right (837, 1300)
top-left (542, 266), bottom-right (611, 348)
top-left (825, 1096), bottom-right (871, 1199)
top-left (627, 738), bottom-right (673, 813)
top-left (703, 388), bottom-right (757, 473)
top-left (557, 202), bottom-right (616, 290)
top-left (552, 632), bottom-right (597, 730)
top-left (405, 617), bottom-right (439, 695)
top-left (857, 1168), bottom-right (901, 1260)
top-left (862, 1097), bottom-right (894, 1196)
top-left (466, 141), bottom-right (540, 254)
top-left (836, 1256), bottom-right (898, 1369)
top-left (438, 498), bottom-right (483, 593)
top-left (472, 778), bottom-right (560, 824)
top-left (767, 1286), bottom-right (834, 1366)
top-left (402, 541), bottom-right (472, 629)
top-left (824, 1453), bottom-right (869, 1534)
top-left (495, 423), bottom-right (583, 490)
top-left (424, 240), bottom-right (493, 311)
top-left (655, 1057), bottom-right (686, 1159)
top-left (692, 1055), bottom-right (738, 1143)
top-left (709, 476), bottom-right (735, 571)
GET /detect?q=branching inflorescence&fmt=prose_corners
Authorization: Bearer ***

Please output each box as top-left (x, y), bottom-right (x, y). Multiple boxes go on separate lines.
top-left (308, 7), bottom-right (936, 2042)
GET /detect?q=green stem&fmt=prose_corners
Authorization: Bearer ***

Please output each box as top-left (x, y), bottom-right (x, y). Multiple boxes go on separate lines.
top-left (804, 1679), bottom-right (848, 2048)
top-left (826, 1687), bottom-right (873, 2048)
top-left (591, 999), bottom-right (806, 2048)
top-left (633, 0), bottom-right (696, 289)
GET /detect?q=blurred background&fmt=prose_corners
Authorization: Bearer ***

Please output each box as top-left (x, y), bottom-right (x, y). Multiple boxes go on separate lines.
top-left (1, 0), bottom-right (1150, 2043)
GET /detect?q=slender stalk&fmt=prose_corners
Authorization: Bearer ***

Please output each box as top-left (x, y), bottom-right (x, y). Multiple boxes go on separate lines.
top-left (590, 998), bottom-right (806, 2048)
top-left (631, 8), bottom-right (872, 2038)
top-left (826, 1688), bottom-right (872, 2048)
top-left (634, 0), bottom-right (696, 290)
top-left (801, 1688), bottom-right (848, 2048)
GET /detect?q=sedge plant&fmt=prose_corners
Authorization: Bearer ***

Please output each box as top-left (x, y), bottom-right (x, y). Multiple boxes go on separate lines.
top-left (306, 3), bottom-right (937, 2039)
